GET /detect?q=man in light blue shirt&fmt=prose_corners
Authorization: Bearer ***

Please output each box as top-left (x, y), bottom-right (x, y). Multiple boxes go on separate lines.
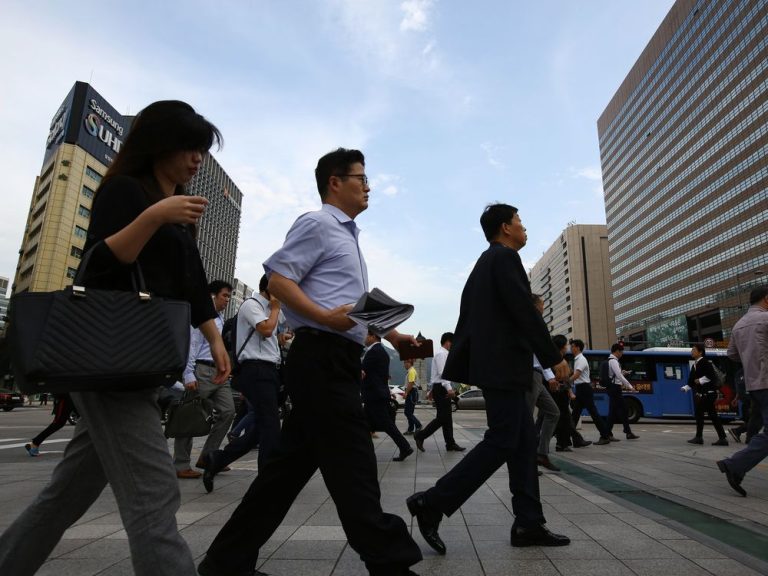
top-left (200, 149), bottom-right (422, 576)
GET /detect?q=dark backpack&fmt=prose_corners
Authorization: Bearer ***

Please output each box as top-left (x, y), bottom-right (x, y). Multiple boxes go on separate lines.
top-left (222, 298), bottom-right (257, 375)
top-left (599, 359), bottom-right (613, 388)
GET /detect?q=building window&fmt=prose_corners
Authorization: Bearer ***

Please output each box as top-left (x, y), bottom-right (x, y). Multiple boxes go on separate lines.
top-left (82, 185), bottom-right (95, 199)
top-left (78, 205), bottom-right (91, 218)
top-left (85, 166), bottom-right (102, 183)
top-left (74, 225), bottom-right (87, 239)
top-left (70, 246), bottom-right (83, 259)
top-left (66, 267), bottom-right (78, 279)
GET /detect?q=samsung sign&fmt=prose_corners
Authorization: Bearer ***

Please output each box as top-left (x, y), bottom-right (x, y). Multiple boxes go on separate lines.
top-left (82, 98), bottom-right (125, 157)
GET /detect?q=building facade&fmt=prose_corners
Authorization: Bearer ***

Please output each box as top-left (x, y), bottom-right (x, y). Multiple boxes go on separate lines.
top-left (0, 277), bottom-right (9, 333)
top-left (12, 82), bottom-right (241, 297)
top-left (529, 225), bottom-right (616, 350)
top-left (598, 0), bottom-right (768, 348)
top-left (226, 277), bottom-right (255, 319)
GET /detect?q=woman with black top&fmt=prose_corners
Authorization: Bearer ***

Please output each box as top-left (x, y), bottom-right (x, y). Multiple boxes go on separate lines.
top-left (0, 101), bottom-right (231, 576)
top-left (686, 343), bottom-right (728, 446)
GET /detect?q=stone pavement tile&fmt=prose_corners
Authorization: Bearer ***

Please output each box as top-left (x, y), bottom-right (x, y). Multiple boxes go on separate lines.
top-left (612, 511), bottom-right (661, 526)
top-left (270, 539), bottom-right (347, 560)
top-left (462, 511), bottom-right (513, 526)
top-left (481, 558), bottom-right (559, 576)
top-left (598, 537), bottom-right (682, 560)
top-left (36, 558), bottom-right (122, 576)
top-left (550, 558), bottom-right (636, 576)
top-left (633, 523), bottom-right (687, 539)
top-left (690, 558), bottom-right (766, 576)
top-left (472, 539), bottom-right (547, 560)
top-left (285, 504), bottom-right (327, 525)
top-left (409, 557), bottom-right (485, 576)
top-left (188, 502), bottom-right (241, 524)
top-left (45, 538), bottom-right (91, 560)
top-left (661, 538), bottom-right (727, 559)
top-left (428, 523), bottom-right (470, 541)
top-left (290, 525), bottom-right (348, 541)
top-left (61, 523), bottom-right (123, 539)
top-left (59, 538), bottom-right (131, 559)
top-left (466, 524), bottom-right (511, 541)
top-left (179, 523), bottom-right (224, 557)
top-left (562, 513), bottom-right (631, 528)
top-left (412, 534), bottom-right (477, 558)
top-left (622, 558), bottom-right (715, 576)
top-left (577, 523), bottom-right (646, 540)
top-left (259, 558), bottom-right (336, 576)
top-left (542, 495), bottom-right (607, 514)
top-left (541, 540), bottom-right (614, 560)
top-left (95, 557), bottom-right (135, 575)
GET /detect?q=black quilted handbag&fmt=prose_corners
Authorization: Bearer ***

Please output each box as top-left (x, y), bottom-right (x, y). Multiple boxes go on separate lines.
top-left (8, 243), bottom-right (191, 394)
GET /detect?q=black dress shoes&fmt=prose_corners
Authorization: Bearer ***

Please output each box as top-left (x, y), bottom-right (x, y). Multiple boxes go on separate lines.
top-left (537, 455), bottom-right (561, 472)
top-left (414, 431), bottom-right (425, 452)
top-left (445, 443), bottom-right (465, 452)
top-left (510, 524), bottom-right (571, 547)
top-left (717, 460), bottom-right (746, 497)
top-left (406, 492), bottom-right (446, 555)
top-left (201, 452), bottom-right (218, 494)
top-left (555, 445), bottom-right (573, 452)
top-left (393, 447), bottom-right (414, 461)
top-left (572, 440), bottom-right (592, 448)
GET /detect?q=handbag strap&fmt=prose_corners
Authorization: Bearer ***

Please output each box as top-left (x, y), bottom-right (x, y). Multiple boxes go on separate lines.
top-left (72, 241), bottom-right (149, 297)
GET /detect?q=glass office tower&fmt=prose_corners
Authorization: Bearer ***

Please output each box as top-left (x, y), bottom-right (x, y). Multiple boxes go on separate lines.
top-left (598, 0), bottom-right (768, 347)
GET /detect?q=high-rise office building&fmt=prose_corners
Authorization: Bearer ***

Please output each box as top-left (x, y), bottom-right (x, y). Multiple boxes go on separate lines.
top-left (0, 276), bottom-right (9, 333)
top-left (226, 277), bottom-right (255, 320)
top-left (529, 225), bottom-right (616, 350)
top-left (12, 82), bottom-right (241, 296)
top-left (598, 0), bottom-right (768, 348)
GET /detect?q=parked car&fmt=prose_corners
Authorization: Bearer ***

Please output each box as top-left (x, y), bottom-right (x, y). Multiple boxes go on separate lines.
top-left (0, 388), bottom-right (25, 411)
top-left (388, 385), bottom-right (407, 406)
top-left (454, 388), bottom-right (485, 410)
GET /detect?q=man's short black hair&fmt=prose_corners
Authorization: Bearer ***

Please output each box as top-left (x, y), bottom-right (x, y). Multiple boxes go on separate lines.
top-left (480, 203), bottom-right (517, 242)
top-left (750, 286), bottom-right (768, 305)
top-left (367, 329), bottom-right (381, 340)
top-left (692, 343), bottom-right (706, 356)
top-left (209, 280), bottom-right (233, 295)
top-left (570, 339), bottom-right (585, 351)
top-left (440, 332), bottom-right (454, 345)
top-left (259, 274), bottom-right (269, 293)
top-left (315, 148), bottom-right (365, 199)
top-left (610, 343), bottom-right (624, 353)
top-left (552, 334), bottom-right (568, 349)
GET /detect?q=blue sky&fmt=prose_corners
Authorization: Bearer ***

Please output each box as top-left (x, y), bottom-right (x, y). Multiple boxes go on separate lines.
top-left (0, 1), bottom-right (674, 340)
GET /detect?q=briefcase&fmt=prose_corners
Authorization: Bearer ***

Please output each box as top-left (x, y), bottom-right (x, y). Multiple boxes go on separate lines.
top-left (398, 339), bottom-right (434, 360)
top-left (164, 392), bottom-right (215, 438)
top-left (8, 243), bottom-right (190, 394)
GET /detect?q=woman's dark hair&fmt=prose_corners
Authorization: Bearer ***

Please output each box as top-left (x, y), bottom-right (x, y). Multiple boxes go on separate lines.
top-left (552, 334), bottom-right (568, 349)
top-left (315, 148), bottom-right (365, 199)
top-left (102, 100), bottom-right (222, 202)
top-left (692, 343), bottom-right (706, 356)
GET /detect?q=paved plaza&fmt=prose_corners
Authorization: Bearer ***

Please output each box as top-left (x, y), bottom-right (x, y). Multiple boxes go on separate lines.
top-left (1, 406), bottom-right (767, 575)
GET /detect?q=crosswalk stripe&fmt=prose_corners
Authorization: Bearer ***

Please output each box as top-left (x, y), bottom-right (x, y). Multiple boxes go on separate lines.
top-left (0, 439), bottom-right (71, 451)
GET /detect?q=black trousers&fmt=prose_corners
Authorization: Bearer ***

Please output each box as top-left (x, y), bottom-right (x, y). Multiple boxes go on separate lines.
top-left (213, 362), bottom-right (280, 471)
top-left (424, 386), bottom-right (544, 527)
top-left (419, 384), bottom-right (455, 446)
top-left (606, 386), bottom-right (632, 435)
top-left (571, 384), bottom-right (610, 439)
top-left (32, 395), bottom-right (75, 447)
top-left (548, 387), bottom-right (577, 447)
top-left (694, 392), bottom-right (726, 439)
top-left (204, 330), bottom-right (422, 575)
top-left (364, 398), bottom-right (412, 454)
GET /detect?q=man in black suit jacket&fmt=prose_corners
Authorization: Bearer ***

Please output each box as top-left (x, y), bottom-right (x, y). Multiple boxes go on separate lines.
top-left (406, 203), bottom-right (571, 555)
top-left (362, 331), bottom-right (414, 461)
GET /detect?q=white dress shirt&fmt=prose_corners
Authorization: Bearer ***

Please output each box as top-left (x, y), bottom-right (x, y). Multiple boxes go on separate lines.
top-left (183, 313), bottom-right (224, 384)
top-left (608, 354), bottom-right (635, 391)
top-left (573, 353), bottom-right (590, 385)
top-left (430, 345), bottom-right (452, 390)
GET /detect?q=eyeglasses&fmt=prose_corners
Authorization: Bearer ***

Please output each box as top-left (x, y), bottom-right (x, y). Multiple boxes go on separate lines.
top-left (336, 173), bottom-right (369, 186)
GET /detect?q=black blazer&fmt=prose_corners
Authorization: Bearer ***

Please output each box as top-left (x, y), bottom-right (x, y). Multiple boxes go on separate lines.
top-left (443, 242), bottom-right (561, 390)
top-left (688, 357), bottom-right (717, 393)
top-left (361, 343), bottom-right (391, 402)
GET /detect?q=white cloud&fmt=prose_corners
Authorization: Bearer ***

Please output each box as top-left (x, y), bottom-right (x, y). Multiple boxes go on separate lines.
top-left (481, 142), bottom-right (505, 169)
top-left (371, 173), bottom-right (401, 197)
top-left (400, 0), bottom-right (435, 32)
top-left (572, 166), bottom-right (603, 181)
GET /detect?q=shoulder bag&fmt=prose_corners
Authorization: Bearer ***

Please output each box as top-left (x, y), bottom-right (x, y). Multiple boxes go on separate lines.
top-left (8, 242), bottom-right (191, 394)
